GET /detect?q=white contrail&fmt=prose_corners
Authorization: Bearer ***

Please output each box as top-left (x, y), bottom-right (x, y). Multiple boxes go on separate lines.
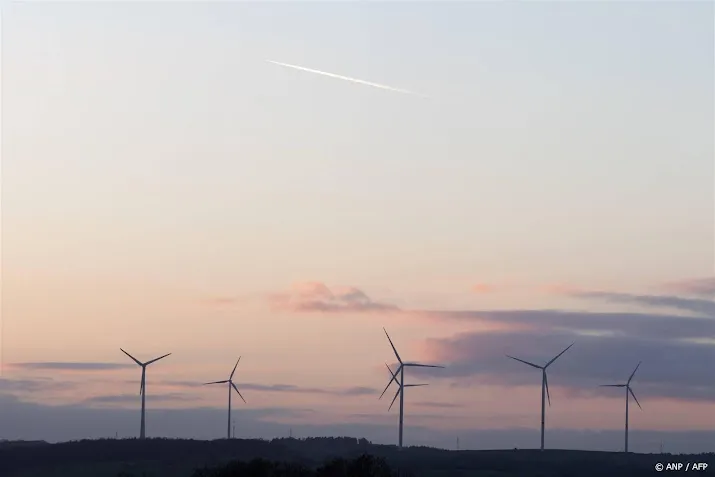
top-left (266, 60), bottom-right (429, 99)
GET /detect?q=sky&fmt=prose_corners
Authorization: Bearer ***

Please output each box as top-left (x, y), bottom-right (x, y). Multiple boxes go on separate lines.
top-left (1, 1), bottom-right (714, 453)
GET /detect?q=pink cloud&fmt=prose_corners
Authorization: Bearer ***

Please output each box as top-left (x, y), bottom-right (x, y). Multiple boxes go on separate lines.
top-left (468, 280), bottom-right (527, 294)
top-left (660, 277), bottom-right (715, 298)
top-left (471, 283), bottom-right (495, 294)
top-left (269, 282), bottom-right (399, 314)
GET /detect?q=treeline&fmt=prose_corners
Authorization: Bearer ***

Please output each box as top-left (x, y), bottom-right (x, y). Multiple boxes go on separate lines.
top-left (1, 437), bottom-right (711, 477)
top-left (191, 454), bottom-right (408, 477)
top-left (0, 436), bottom-right (383, 477)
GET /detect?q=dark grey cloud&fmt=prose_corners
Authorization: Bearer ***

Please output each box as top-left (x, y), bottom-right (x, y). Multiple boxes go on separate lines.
top-left (0, 378), bottom-right (75, 393)
top-left (0, 394), bottom-right (712, 453)
top-left (412, 401), bottom-right (463, 409)
top-left (340, 386), bottom-right (379, 396)
top-left (348, 412), bottom-right (466, 421)
top-left (425, 309), bottom-right (715, 340)
top-left (160, 380), bottom-right (204, 388)
top-left (161, 380), bottom-right (378, 397)
top-left (162, 380), bottom-right (324, 393)
top-left (413, 309), bottom-right (715, 402)
top-left (661, 277), bottom-right (715, 298)
top-left (0, 394), bottom-right (313, 442)
top-left (235, 383), bottom-right (380, 397)
top-left (571, 291), bottom-right (715, 317)
top-left (239, 383), bottom-right (328, 394)
top-left (82, 393), bottom-right (200, 405)
top-left (10, 362), bottom-right (134, 371)
top-left (269, 282), bottom-right (399, 314)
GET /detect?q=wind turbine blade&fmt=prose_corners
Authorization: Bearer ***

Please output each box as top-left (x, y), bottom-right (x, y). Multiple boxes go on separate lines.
top-left (120, 349), bottom-right (143, 367)
top-left (146, 353), bottom-right (171, 365)
top-left (545, 342), bottom-right (575, 368)
top-left (204, 380), bottom-right (229, 385)
top-left (230, 357), bottom-right (241, 380)
top-left (599, 384), bottom-right (626, 387)
top-left (386, 362), bottom-right (399, 378)
top-left (403, 363), bottom-right (445, 369)
top-left (379, 378), bottom-right (397, 400)
top-left (628, 387), bottom-right (642, 410)
top-left (388, 386), bottom-right (401, 411)
top-left (231, 382), bottom-right (246, 404)
top-left (386, 362), bottom-right (405, 382)
top-left (379, 364), bottom-right (400, 399)
top-left (405, 384), bottom-right (428, 387)
top-left (383, 328), bottom-right (402, 364)
top-left (139, 380), bottom-right (144, 396)
top-left (544, 372), bottom-right (551, 407)
top-left (378, 383), bottom-right (391, 400)
top-left (506, 355), bottom-right (542, 369)
top-left (627, 361), bottom-right (642, 384)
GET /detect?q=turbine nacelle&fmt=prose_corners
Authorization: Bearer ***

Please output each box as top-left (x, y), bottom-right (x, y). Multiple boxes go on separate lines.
top-left (506, 342), bottom-right (574, 371)
top-left (505, 343), bottom-right (574, 408)
top-left (380, 329), bottom-right (445, 405)
top-left (600, 362), bottom-right (643, 410)
top-left (121, 348), bottom-right (172, 368)
top-left (204, 357), bottom-right (247, 404)
top-left (120, 349), bottom-right (171, 396)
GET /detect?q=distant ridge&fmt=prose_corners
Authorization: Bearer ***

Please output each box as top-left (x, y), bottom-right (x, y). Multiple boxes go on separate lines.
top-left (0, 437), bottom-right (710, 477)
top-left (0, 440), bottom-right (49, 448)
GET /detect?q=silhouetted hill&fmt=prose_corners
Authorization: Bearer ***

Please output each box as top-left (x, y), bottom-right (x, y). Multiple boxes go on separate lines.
top-left (0, 437), bottom-right (711, 477)
top-left (0, 439), bottom-right (49, 449)
top-left (191, 454), bottom-right (397, 477)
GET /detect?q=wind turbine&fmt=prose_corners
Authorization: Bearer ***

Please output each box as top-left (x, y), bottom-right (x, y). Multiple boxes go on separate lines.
top-left (506, 343), bottom-right (574, 451)
top-left (600, 361), bottom-right (642, 453)
top-left (203, 357), bottom-right (246, 439)
top-left (380, 328), bottom-right (444, 449)
top-left (120, 348), bottom-right (171, 439)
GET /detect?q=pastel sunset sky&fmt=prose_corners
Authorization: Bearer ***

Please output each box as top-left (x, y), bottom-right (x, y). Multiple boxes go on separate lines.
top-left (1, 1), bottom-right (713, 453)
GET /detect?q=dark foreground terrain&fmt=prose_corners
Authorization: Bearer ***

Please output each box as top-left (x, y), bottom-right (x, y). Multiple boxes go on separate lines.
top-left (0, 437), bottom-right (711, 477)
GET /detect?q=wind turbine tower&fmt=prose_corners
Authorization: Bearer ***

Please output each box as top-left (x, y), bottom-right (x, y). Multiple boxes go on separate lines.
top-left (600, 361), bottom-right (643, 453)
top-left (506, 343), bottom-right (574, 451)
top-left (120, 348), bottom-right (171, 439)
top-left (203, 357), bottom-right (246, 439)
top-left (380, 328), bottom-right (444, 449)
